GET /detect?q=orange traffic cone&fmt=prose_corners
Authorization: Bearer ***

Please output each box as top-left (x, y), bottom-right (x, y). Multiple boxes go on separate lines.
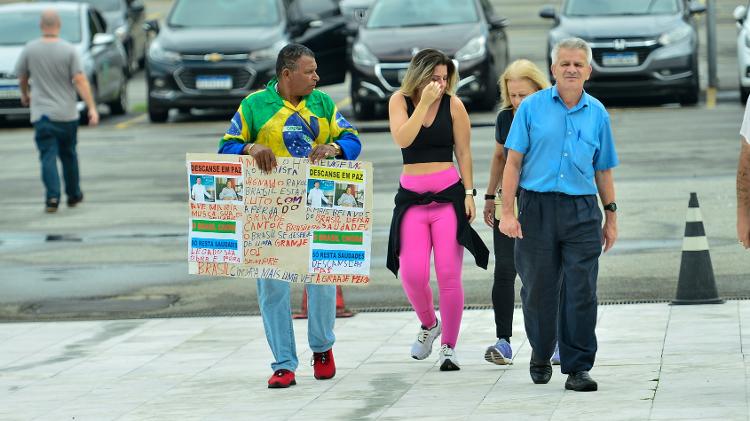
top-left (335, 286), bottom-right (354, 318)
top-left (292, 286), bottom-right (354, 318)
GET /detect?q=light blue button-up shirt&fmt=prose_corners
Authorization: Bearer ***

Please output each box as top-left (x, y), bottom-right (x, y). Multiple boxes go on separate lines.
top-left (505, 86), bottom-right (619, 196)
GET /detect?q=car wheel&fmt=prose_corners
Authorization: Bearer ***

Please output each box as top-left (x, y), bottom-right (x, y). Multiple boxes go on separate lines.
top-left (476, 74), bottom-right (499, 111)
top-left (148, 103), bottom-right (168, 123)
top-left (679, 76), bottom-right (700, 106)
top-left (79, 109), bottom-right (89, 125)
top-left (108, 84), bottom-right (128, 115)
top-left (352, 97), bottom-right (375, 120)
top-left (741, 86), bottom-right (750, 104)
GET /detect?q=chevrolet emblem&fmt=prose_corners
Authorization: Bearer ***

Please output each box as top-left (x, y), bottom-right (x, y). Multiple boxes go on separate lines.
top-left (205, 53), bottom-right (224, 62)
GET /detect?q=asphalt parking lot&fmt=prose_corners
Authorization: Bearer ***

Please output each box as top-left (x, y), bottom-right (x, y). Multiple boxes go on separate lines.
top-left (0, 0), bottom-right (748, 320)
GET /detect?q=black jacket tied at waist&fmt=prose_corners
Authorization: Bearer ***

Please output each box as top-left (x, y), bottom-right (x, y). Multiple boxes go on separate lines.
top-left (387, 180), bottom-right (489, 277)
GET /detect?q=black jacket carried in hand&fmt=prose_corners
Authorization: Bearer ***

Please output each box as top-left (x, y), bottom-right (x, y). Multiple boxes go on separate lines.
top-left (386, 180), bottom-right (489, 277)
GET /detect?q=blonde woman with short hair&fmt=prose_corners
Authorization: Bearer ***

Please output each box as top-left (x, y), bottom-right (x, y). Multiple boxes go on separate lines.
top-left (483, 59), bottom-right (550, 366)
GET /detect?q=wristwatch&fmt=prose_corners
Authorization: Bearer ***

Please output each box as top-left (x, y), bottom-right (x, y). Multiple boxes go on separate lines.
top-left (329, 142), bottom-right (342, 157)
top-left (465, 188), bottom-right (477, 196)
top-left (603, 202), bottom-right (617, 212)
top-left (484, 194), bottom-right (496, 200)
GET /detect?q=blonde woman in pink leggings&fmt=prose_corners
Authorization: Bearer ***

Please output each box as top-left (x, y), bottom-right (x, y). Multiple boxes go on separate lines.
top-left (386, 49), bottom-right (489, 371)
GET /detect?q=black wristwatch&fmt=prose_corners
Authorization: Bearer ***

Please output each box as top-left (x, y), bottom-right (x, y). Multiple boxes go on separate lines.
top-left (484, 194), bottom-right (496, 200)
top-left (465, 188), bottom-right (477, 196)
top-left (603, 202), bottom-right (617, 212)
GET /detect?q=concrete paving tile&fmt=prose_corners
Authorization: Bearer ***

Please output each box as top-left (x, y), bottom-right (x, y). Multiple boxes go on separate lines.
top-left (551, 400), bottom-right (652, 421)
top-left (649, 405), bottom-right (748, 420)
top-left (2, 304), bottom-right (750, 419)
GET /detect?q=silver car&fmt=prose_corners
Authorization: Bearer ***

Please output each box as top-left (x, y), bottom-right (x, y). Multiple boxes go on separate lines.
top-left (0, 2), bottom-right (128, 124)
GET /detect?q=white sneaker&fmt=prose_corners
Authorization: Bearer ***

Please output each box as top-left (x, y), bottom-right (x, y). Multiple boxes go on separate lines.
top-left (439, 344), bottom-right (460, 371)
top-left (411, 320), bottom-right (441, 360)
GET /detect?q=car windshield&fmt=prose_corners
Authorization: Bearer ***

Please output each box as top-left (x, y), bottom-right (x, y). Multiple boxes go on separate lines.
top-left (564, 0), bottom-right (680, 16)
top-left (366, 0), bottom-right (478, 29)
top-left (168, 0), bottom-right (280, 27)
top-left (82, 0), bottom-right (121, 13)
top-left (0, 9), bottom-right (81, 45)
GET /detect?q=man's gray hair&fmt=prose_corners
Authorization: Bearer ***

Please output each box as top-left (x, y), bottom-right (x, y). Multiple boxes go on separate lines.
top-left (551, 37), bottom-right (592, 65)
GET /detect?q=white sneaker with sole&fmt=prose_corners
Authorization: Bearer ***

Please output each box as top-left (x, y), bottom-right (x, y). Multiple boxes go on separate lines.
top-left (439, 344), bottom-right (460, 371)
top-left (411, 320), bottom-right (441, 360)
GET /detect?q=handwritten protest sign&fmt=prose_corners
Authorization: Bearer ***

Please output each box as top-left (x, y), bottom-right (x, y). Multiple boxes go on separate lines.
top-left (187, 153), bottom-right (373, 285)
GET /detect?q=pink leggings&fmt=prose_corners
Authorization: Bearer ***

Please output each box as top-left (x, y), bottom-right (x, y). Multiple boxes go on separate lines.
top-left (399, 167), bottom-right (464, 348)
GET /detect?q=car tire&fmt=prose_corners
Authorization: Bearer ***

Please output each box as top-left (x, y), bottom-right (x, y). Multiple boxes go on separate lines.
top-left (149, 105), bottom-right (168, 123)
top-left (79, 109), bottom-right (89, 125)
top-left (679, 89), bottom-right (699, 106)
top-left (475, 69), bottom-right (500, 111)
top-left (352, 98), bottom-right (375, 120)
top-left (108, 84), bottom-right (128, 115)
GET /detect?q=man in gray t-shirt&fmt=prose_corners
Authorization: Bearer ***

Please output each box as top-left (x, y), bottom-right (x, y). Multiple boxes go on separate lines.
top-left (15, 8), bottom-right (99, 213)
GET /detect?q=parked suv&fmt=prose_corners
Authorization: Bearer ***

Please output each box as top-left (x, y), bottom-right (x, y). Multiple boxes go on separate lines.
top-left (0, 2), bottom-right (128, 124)
top-left (540, 0), bottom-right (705, 105)
top-left (45, 0), bottom-right (148, 76)
top-left (145, 0), bottom-right (348, 123)
top-left (349, 0), bottom-right (508, 119)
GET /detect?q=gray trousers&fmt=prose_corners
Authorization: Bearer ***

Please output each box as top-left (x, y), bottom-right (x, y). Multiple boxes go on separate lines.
top-left (515, 189), bottom-right (602, 374)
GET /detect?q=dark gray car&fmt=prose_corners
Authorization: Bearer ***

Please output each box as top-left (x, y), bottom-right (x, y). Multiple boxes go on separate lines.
top-left (541, 0), bottom-right (705, 104)
top-left (0, 2), bottom-right (128, 124)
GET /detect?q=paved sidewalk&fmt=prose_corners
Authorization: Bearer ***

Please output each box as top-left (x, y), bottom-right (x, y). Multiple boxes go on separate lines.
top-left (0, 302), bottom-right (748, 420)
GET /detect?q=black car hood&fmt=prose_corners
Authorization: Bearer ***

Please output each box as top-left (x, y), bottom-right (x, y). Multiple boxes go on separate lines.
top-left (358, 23), bottom-right (481, 61)
top-left (157, 25), bottom-right (285, 54)
top-left (558, 14), bottom-right (683, 38)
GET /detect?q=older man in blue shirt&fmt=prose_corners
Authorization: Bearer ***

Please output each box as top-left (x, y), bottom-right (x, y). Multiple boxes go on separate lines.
top-left (499, 38), bottom-right (618, 392)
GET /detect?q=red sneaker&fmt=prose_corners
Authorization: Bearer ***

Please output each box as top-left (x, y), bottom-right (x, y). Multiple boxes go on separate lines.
top-left (268, 369), bottom-right (296, 388)
top-left (312, 348), bottom-right (336, 380)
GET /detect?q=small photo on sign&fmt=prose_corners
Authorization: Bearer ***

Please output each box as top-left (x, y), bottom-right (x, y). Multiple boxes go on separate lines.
top-left (189, 175), bottom-right (215, 203)
top-left (216, 176), bottom-right (243, 202)
top-left (307, 178), bottom-right (334, 208)
top-left (335, 183), bottom-right (363, 210)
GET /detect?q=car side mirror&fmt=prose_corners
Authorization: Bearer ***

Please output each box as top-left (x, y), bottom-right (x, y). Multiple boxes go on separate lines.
top-left (144, 19), bottom-right (160, 34)
top-left (130, 1), bottom-right (145, 15)
top-left (688, 2), bottom-right (706, 15)
top-left (539, 6), bottom-right (556, 20)
top-left (734, 5), bottom-right (747, 24)
top-left (92, 32), bottom-right (116, 46)
top-left (489, 16), bottom-right (508, 30)
top-left (289, 18), bottom-right (312, 37)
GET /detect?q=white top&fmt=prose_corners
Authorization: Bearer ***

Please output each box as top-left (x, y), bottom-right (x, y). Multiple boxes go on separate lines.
top-left (218, 186), bottom-right (238, 201)
top-left (741, 96), bottom-right (750, 144)
top-left (308, 188), bottom-right (329, 207)
top-left (191, 183), bottom-right (210, 202)
top-left (337, 192), bottom-right (357, 207)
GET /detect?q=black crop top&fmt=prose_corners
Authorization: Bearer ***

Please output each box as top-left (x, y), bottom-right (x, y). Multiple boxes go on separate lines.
top-left (401, 94), bottom-right (454, 164)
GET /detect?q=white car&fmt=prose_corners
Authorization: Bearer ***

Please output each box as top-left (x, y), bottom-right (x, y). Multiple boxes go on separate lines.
top-left (735, 3), bottom-right (750, 102)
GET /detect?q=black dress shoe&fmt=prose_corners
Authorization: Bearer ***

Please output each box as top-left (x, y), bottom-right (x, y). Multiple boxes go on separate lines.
top-left (529, 361), bottom-right (552, 384)
top-left (67, 193), bottom-right (84, 207)
top-left (565, 371), bottom-right (598, 392)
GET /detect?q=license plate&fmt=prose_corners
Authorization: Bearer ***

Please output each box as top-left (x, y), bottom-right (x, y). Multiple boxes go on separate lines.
top-left (601, 52), bottom-right (638, 67)
top-left (0, 85), bottom-right (21, 99)
top-left (195, 75), bottom-right (232, 90)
